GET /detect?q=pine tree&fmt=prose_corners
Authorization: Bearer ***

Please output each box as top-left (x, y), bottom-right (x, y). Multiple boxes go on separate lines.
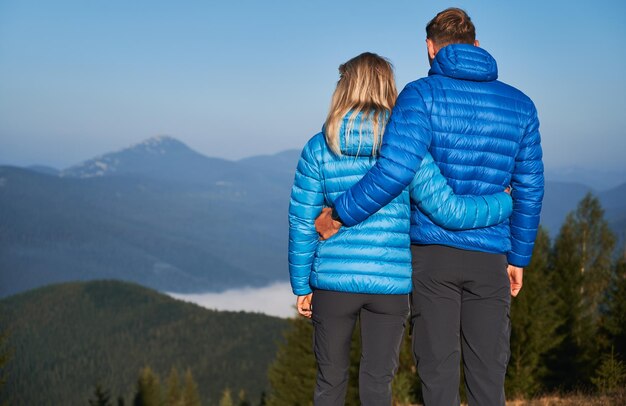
top-left (602, 257), bottom-right (626, 358)
top-left (267, 317), bottom-right (316, 406)
top-left (506, 227), bottom-right (563, 398)
top-left (89, 384), bottom-right (112, 406)
top-left (133, 367), bottom-right (163, 406)
top-left (547, 193), bottom-right (616, 389)
top-left (165, 367), bottom-right (182, 406)
top-left (237, 389), bottom-right (251, 406)
top-left (571, 195), bottom-right (616, 316)
top-left (219, 388), bottom-right (234, 406)
top-left (181, 369), bottom-right (201, 406)
top-left (591, 346), bottom-right (626, 394)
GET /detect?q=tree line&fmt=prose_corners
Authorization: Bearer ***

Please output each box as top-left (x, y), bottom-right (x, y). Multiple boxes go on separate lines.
top-left (86, 367), bottom-right (264, 406)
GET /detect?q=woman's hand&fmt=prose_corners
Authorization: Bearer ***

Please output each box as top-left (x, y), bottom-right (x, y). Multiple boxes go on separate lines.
top-left (297, 294), bottom-right (313, 318)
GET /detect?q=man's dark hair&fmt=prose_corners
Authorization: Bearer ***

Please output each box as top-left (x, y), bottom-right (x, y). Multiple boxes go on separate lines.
top-left (426, 8), bottom-right (475, 47)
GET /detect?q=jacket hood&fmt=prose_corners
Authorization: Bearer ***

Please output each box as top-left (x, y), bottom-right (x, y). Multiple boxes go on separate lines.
top-left (337, 111), bottom-right (385, 157)
top-left (428, 44), bottom-right (498, 82)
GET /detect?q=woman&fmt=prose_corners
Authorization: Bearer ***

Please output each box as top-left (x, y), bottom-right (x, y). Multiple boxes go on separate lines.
top-left (288, 52), bottom-right (512, 405)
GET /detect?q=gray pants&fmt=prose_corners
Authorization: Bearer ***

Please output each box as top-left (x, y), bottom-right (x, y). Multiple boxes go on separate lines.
top-left (411, 245), bottom-right (511, 406)
top-left (311, 289), bottom-right (409, 406)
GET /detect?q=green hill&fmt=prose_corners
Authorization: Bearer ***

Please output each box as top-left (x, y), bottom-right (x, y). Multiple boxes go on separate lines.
top-left (0, 280), bottom-right (288, 405)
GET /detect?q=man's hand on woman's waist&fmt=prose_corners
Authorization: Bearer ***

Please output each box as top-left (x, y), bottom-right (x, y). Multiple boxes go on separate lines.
top-left (315, 208), bottom-right (343, 240)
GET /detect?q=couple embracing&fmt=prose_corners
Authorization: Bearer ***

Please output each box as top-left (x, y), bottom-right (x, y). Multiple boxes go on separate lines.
top-left (288, 8), bottom-right (544, 406)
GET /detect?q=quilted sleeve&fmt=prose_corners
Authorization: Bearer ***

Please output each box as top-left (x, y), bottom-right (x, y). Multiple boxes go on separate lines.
top-left (333, 83), bottom-right (431, 226)
top-left (410, 153), bottom-right (513, 230)
top-left (507, 107), bottom-right (544, 267)
top-left (288, 139), bottom-right (325, 295)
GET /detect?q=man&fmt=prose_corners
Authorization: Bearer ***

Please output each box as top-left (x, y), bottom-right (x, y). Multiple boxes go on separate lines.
top-left (315, 8), bottom-right (544, 406)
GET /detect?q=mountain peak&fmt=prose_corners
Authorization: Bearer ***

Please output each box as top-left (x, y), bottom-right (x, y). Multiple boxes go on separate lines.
top-left (61, 135), bottom-right (198, 178)
top-left (130, 135), bottom-right (188, 154)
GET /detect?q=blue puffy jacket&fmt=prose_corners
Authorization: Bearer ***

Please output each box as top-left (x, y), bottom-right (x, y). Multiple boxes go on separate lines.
top-left (333, 44), bottom-right (545, 267)
top-left (288, 112), bottom-right (513, 295)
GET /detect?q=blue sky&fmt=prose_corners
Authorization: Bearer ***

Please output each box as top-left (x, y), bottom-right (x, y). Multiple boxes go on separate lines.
top-left (1, 0), bottom-right (625, 171)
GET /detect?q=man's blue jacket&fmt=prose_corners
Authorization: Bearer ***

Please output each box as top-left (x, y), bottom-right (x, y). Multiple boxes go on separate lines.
top-left (333, 44), bottom-right (544, 267)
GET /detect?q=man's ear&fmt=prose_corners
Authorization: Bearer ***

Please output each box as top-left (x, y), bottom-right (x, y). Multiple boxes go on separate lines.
top-left (426, 38), bottom-right (437, 60)
top-left (474, 39), bottom-right (480, 47)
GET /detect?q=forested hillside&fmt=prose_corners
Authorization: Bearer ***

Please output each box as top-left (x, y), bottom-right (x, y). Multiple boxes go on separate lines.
top-left (0, 280), bottom-right (288, 405)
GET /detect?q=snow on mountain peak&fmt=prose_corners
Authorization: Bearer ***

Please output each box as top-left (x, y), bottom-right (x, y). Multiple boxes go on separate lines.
top-left (60, 135), bottom-right (195, 178)
top-left (130, 135), bottom-right (184, 155)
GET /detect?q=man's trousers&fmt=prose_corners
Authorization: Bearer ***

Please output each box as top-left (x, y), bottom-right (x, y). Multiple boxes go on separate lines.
top-left (411, 245), bottom-right (511, 406)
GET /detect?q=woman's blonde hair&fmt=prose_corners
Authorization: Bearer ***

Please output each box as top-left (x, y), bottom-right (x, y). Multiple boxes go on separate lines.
top-left (324, 52), bottom-right (397, 156)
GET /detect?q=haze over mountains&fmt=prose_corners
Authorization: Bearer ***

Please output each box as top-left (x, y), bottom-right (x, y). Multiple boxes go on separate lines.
top-left (0, 136), bottom-right (298, 297)
top-left (1, 135), bottom-right (624, 297)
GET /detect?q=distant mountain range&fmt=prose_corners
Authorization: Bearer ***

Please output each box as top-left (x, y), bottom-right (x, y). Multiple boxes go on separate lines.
top-left (0, 280), bottom-right (287, 405)
top-left (0, 136), bottom-right (624, 297)
top-left (0, 136), bottom-right (300, 297)
top-left (544, 166), bottom-right (626, 191)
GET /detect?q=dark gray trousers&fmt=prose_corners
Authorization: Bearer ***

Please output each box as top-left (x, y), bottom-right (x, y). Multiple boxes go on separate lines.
top-left (311, 289), bottom-right (409, 406)
top-left (410, 245), bottom-right (511, 406)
